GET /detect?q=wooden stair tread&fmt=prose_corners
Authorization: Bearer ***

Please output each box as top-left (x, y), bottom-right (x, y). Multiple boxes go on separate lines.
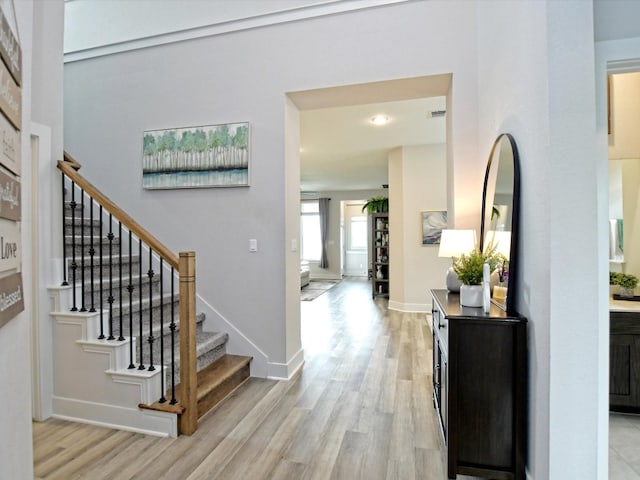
top-left (138, 354), bottom-right (252, 422)
top-left (196, 354), bottom-right (251, 398)
top-left (138, 400), bottom-right (185, 415)
top-left (195, 354), bottom-right (252, 420)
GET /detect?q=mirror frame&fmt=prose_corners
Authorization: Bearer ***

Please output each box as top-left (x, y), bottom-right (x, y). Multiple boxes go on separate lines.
top-left (479, 133), bottom-right (520, 316)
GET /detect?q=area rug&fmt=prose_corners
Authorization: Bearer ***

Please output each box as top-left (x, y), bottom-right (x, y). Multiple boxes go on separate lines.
top-left (301, 280), bottom-right (341, 301)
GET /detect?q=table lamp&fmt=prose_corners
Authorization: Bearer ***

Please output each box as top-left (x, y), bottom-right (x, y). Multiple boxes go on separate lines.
top-left (484, 230), bottom-right (511, 259)
top-left (438, 229), bottom-right (476, 292)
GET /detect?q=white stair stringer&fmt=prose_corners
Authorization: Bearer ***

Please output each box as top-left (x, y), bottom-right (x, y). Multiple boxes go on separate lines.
top-left (49, 286), bottom-right (177, 437)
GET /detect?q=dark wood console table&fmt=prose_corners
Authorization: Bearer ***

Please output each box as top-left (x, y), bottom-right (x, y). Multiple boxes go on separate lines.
top-left (430, 289), bottom-right (527, 480)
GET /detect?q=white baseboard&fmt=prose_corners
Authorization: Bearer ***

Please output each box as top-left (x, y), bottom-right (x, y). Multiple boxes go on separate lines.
top-left (267, 348), bottom-right (305, 380)
top-left (52, 396), bottom-right (177, 437)
top-left (310, 273), bottom-right (342, 281)
top-left (388, 300), bottom-right (430, 313)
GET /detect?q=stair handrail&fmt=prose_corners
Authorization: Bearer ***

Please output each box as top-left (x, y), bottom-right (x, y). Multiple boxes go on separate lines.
top-left (58, 159), bottom-right (179, 268)
top-left (58, 154), bottom-right (198, 435)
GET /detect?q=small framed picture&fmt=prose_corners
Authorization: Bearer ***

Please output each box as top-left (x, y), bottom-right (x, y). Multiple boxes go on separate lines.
top-left (421, 210), bottom-right (447, 245)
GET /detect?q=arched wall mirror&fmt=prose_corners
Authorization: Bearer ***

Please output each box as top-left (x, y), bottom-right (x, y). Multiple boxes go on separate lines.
top-left (480, 133), bottom-right (520, 315)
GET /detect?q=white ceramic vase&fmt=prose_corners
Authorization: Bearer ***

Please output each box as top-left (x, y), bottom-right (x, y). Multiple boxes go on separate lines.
top-left (460, 284), bottom-right (483, 307)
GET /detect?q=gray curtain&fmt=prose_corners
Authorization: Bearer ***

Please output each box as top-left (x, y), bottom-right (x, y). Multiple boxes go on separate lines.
top-left (319, 197), bottom-right (330, 268)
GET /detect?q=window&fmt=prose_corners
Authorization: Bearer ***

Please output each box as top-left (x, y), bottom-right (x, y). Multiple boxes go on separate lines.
top-left (301, 201), bottom-right (320, 261)
top-left (349, 215), bottom-right (367, 250)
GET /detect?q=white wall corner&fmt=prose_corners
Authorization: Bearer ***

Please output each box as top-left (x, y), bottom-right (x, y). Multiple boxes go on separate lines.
top-left (267, 348), bottom-right (305, 381)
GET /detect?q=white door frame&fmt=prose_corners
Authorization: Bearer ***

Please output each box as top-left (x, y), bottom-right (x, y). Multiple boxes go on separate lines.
top-left (30, 122), bottom-right (54, 421)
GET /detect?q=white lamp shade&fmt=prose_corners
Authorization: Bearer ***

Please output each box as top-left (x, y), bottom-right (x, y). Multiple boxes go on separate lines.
top-left (438, 229), bottom-right (476, 258)
top-left (484, 230), bottom-right (511, 258)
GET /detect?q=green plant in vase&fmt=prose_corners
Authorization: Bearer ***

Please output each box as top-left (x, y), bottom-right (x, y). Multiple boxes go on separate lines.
top-left (453, 245), bottom-right (502, 307)
top-left (617, 273), bottom-right (638, 298)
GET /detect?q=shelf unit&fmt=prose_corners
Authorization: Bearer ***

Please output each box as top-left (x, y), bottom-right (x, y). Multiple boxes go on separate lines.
top-left (371, 212), bottom-right (389, 298)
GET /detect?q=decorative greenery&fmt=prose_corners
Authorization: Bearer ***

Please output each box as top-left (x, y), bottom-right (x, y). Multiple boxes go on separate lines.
top-left (453, 245), bottom-right (502, 286)
top-left (610, 272), bottom-right (638, 290)
top-left (610, 272), bottom-right (624, 285)
top-left (361, 196), bottom-right (388, 214)
top-left (618, 273), bottom-right (638, 290)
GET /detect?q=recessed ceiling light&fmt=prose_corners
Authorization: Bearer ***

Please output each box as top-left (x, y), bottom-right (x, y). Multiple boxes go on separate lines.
top-left (370, 114), bottom-right (390, 126)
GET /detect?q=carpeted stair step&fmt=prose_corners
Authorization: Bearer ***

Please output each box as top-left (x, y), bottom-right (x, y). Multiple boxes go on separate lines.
top-left (133, 312), bottom-right (207, 365)
top-left (167, 331), bottom-right (229, 383)
top-left (106, 292), bottom-right (182, 337)
top-left (65, 234), bottom-right (121, 256)
top-left (78, 273), bottom-right (161, 308)
top-left (65, 216), bottom-right (102, 235)
top-left (68, 253), bottom-right (142, 281)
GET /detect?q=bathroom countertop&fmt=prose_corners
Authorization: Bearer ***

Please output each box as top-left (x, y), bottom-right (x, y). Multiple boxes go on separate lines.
top-left (610, 295), bottom-right (640, 312)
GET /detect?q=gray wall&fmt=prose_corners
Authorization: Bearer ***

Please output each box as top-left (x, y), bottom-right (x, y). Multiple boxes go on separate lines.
top-left (64, 0), bottom-right (482, 376)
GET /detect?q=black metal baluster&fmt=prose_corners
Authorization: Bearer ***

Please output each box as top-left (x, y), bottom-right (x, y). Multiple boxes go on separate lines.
top-left (98, 205), bottom-right (105, 340)
top-left (159, 258), bottom-right (166, 402)
top-left (70, 182), bottom-right (78, 311)
top-left (147, 249), bottom-right (155, 372)
top-left (170, 268), bottom-right (177, 405)
top-left (138, 240), bottom-right (145, 370)
top-left (118, 222), bottom-right (124, 341)
top-left (61, 174), bottom-right (68, 287)
top-left (107, 214), bottom-right (115, 340)
top-left (128, 231), bottom-right (135, 369)
top-left (79, 190), bottom-right (87, 312)
top-left (89, 197), bottom-right (96, 313)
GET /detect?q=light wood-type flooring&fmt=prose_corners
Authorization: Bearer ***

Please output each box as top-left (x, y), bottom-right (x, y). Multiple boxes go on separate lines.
top-left (32, 277), bottom-right (470, 479)
top-left (33, 277), bottom-right (640, 479)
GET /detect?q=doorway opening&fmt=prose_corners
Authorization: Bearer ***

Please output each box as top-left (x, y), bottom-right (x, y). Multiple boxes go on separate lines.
top-left (289, 74), bottom-right (451, 288)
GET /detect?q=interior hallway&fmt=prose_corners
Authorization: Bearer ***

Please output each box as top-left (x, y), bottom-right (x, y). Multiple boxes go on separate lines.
top-left (33, 277), bottom-right (448, 479)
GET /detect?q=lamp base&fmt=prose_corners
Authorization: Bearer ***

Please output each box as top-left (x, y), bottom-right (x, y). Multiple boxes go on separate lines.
top-left (446, 267), bottom-right (462, 292)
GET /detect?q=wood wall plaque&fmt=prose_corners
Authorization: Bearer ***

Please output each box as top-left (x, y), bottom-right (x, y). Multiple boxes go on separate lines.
top-left (0, 57), bottom-right (20, 131)
top-left (0, 7), bottom-right (20, 86)
top-left (0, 168), bottom-right (19, 221)
top-left (0, 110), bottom-right (19, 175)
top-left (0, 218), bottom-right (19, 273)
top-left (0, 271), bottom-right (23, 328)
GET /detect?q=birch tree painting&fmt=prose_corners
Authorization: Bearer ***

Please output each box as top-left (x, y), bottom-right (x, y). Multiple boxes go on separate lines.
top-left (142, 122), bottom-right (249, 189)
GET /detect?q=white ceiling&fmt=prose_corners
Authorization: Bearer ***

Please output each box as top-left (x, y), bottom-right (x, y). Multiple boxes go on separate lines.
top-left (291, 74), bottom-right (451, 193)
top-left (299, 96), bottom-right (447, 192)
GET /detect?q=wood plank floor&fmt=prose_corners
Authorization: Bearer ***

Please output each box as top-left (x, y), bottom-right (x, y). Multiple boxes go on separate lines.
top-left (33, 277), bottom-right (451, 479)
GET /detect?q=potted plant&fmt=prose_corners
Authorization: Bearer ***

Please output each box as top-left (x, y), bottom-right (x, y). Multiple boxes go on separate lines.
top-left (453, 246), bottom-right (502, 307)
top-left (610, 271), bottom-right (623, 296)
top-left (617, 273), bottom-right (638, 298)
top-left (361, 196), bottom-right (388, 214)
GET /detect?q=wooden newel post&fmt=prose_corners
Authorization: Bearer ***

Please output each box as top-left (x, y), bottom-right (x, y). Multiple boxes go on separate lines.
top-left (178, 251), bottom-right (197, 435)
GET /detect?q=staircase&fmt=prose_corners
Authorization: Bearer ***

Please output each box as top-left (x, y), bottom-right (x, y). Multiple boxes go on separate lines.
top-left (51, 157), bottom-right (251, 436)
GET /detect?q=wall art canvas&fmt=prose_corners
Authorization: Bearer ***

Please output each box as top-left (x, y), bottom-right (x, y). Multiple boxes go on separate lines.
top-left (142, 122), bottom-right (249, 189)
top-left (422, 210), bottom-right (447, 245)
